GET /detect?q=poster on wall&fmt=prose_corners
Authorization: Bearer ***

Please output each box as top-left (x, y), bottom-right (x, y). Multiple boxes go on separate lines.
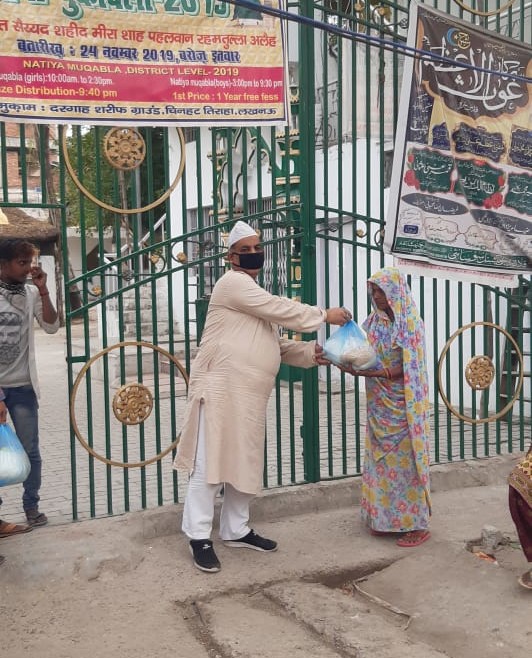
top-left (384, 2), bottom-right (531, 285)
top-left (0, 0), bottom-right (289, 126)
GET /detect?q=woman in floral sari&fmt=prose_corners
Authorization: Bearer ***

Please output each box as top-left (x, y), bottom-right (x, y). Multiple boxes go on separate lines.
top-left (342, 268), bottom-right (431, 547)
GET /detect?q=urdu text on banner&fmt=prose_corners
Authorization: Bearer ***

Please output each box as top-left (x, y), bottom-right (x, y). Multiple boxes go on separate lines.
top-left (384, 2), bottom-right (532, 284)
top-left (0, 0), bottom-right (289, 126)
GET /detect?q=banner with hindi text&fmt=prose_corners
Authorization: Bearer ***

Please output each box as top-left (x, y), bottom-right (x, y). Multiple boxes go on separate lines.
top-left (0, 0), bottom-right (289, 126)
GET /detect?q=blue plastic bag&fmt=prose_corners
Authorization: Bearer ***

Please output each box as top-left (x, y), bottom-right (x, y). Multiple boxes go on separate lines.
top-left (0, 424), bottom-right (31, 487)
top-left (322, 320), bottom-right (379, 370)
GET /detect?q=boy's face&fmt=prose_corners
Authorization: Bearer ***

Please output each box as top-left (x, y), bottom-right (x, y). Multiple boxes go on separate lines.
top-left (0, 252), bottom-right (34, 283)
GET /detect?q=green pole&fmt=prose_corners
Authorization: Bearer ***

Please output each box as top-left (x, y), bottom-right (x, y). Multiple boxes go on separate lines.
top-left (299, 0), bottom-right (320, 483)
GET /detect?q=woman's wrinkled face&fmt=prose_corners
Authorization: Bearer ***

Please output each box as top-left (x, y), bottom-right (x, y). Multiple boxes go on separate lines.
top-left (370, 283), bottom-right (389, 311)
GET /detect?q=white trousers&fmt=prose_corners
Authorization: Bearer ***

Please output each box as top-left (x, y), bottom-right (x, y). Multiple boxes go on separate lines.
top-left (182, 403), bottom-right (254, 541)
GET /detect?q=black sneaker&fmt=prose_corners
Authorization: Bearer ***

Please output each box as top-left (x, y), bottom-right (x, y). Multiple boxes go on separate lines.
top-left (189, 539), bottom-right (221, 573)
top-left (225, 530), bottom-right (277, 552)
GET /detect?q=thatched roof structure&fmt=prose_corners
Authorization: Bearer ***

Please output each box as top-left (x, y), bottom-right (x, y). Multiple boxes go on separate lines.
top-left (0, 207), bottom-right (59, 255)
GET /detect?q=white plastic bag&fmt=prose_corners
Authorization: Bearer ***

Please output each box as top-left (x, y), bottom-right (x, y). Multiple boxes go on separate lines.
top-left (322, 320), bottom-right (379, 370)
top-left (0, 424), bottom-right (31, 487)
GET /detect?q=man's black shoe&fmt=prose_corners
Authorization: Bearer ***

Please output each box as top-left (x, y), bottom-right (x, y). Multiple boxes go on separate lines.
top-left (189, 539), bottom-right (221, 572)
top-left (225, 529), bottom-right (277, 552)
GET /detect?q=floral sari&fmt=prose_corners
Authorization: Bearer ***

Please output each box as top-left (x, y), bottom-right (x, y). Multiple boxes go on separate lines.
top-left (360, 268), bottom-right (431, 532)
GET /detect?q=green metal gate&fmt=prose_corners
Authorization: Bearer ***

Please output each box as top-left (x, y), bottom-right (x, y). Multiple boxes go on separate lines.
top-left (1, 0), bottom-right (530, 520)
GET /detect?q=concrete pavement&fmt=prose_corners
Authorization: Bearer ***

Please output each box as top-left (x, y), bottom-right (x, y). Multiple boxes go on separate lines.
top-left (0, 467), bottom-right (529, 658)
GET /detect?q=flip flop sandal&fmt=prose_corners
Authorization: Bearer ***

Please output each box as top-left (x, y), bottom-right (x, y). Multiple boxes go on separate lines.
top-left (370, 529), bottom-right (393, 536)
top-left (0, 521), bottom-right (33, 538)
top-left (396, 530), bottom-right (431, 547)
top-left (517, 571), bottom-right (532, 590)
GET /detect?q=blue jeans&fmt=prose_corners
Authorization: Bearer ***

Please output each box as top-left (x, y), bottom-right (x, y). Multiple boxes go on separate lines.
top-left (0, 385), bottom-right (41, 512)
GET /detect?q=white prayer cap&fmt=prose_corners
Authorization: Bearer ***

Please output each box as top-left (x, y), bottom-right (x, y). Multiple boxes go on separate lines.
top-left (227, 221), bottom-right (257, 248)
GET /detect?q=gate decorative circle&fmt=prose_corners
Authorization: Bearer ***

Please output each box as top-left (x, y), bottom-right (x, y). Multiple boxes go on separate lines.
top-left (70, 341), bottom-right (188, 468)
top-left (464, 355), bottom-right (495, 391)
top-left (112, 383), bottom-right (153, 425)
top-left (103, 127), bottom-right (146, 171)
top-left (438, 321), bottom-right (524, 424)
top-left (61, 126), bottom-right (186, 215)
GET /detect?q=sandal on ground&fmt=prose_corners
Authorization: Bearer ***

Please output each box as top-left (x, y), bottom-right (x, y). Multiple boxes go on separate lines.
top-left (369, 528), bottom-right (394, 536)
top-left (396, 530), bottom-right (431, 547)
top-left (25, 510), bottom-right (48, 527)
top-left (0, 520), bottom-right (33, 538)
top-left (517, 570), bottom-right (532, 590)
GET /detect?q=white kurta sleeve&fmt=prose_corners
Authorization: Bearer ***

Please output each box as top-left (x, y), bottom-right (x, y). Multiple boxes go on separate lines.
top-left (279, 338), bottom-right (316, 368)
top-left (222, 271), bottom-right (325, 334)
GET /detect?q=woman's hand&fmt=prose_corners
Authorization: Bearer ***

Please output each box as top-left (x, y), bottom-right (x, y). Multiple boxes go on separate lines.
top-left (351, 368), bottom-right (383, 378)
top-left (338, 366), bottom-right (381, 377)
top-left (353, 368), bottom-right (386, 377)
top-left (336, 365), bottom-right (392, 378)
top-left (336, 363), bottom-right (357, 376)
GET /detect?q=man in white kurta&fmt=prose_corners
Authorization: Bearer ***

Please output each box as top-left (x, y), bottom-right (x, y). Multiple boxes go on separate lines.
top-left (175, 221), bottom-right (350, 572)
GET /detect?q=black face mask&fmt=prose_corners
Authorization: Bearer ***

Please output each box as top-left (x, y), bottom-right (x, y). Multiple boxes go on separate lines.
top-left (235, 251), bottom-right (265, 270)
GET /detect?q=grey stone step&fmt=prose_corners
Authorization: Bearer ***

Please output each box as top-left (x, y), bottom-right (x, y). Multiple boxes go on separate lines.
top-left (262, 581), bottom-right (450, 658)
top-left (196, 581), bottom-right (450, 658)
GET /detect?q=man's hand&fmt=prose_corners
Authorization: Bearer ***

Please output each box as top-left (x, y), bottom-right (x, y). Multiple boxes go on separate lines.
top-left (0, 400), bottom-right (7, 424)
top-left (314, 343), bottom-right (331, 366)
top-left (30, 265), bottom-right (48, 293)
top-left (326, 307), bottom-right (352, 325)
top-left (31, 265), bottom-right (58, 324)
